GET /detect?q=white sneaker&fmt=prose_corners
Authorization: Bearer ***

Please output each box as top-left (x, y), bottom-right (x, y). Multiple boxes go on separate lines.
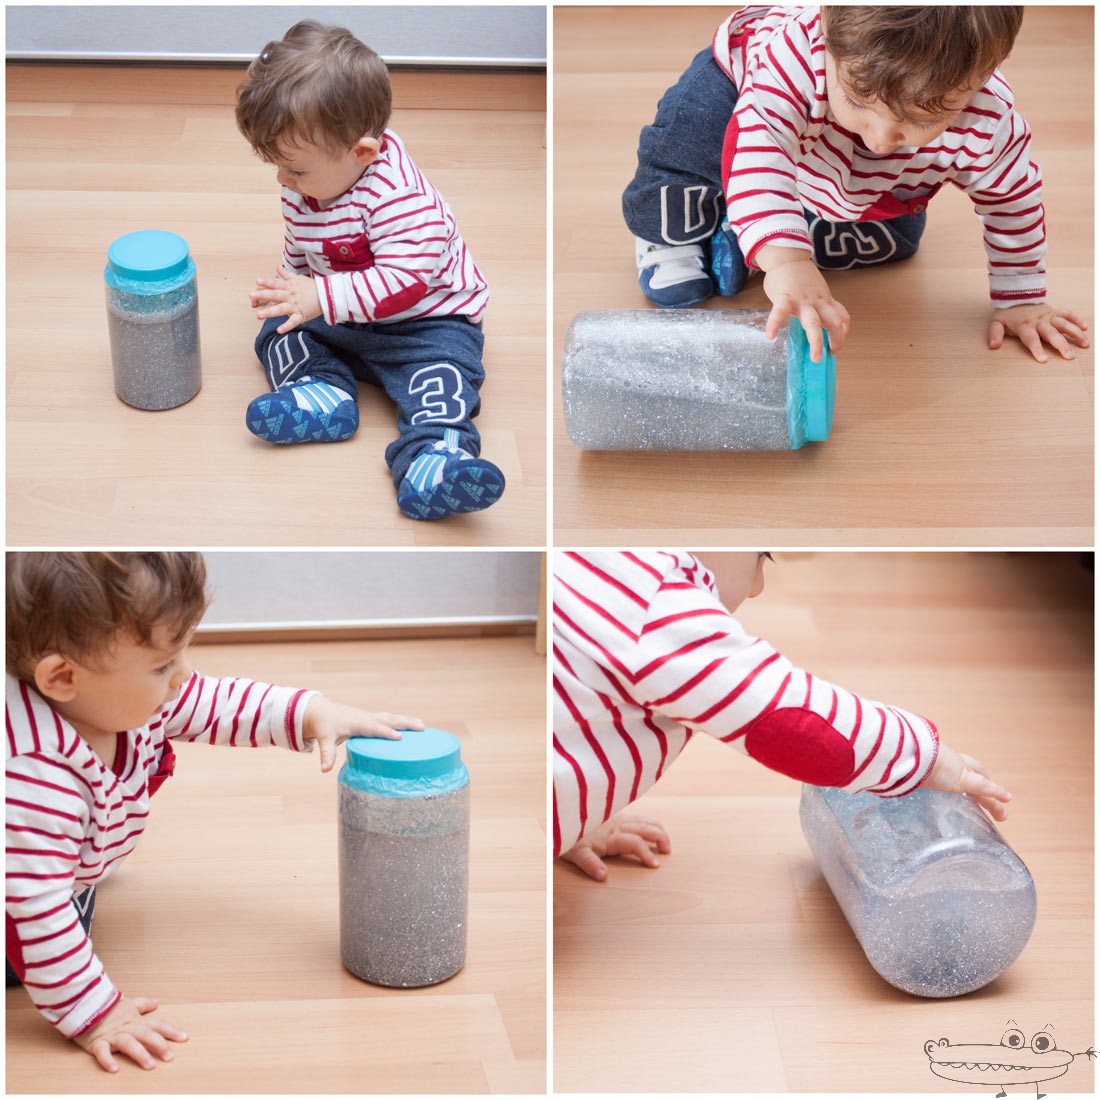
top-left (635, 237), bottom-right (714, 307)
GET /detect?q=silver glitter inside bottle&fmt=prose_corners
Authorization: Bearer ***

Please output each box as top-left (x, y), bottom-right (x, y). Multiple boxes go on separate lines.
top-left (338, 728), bottom-right (469, 988)
top-left (562, 308), bottom-right (834, 450)
top-left (104, 229), bottom-right (202, 410)
top-left (800, 785), bottom-right (1036, 997)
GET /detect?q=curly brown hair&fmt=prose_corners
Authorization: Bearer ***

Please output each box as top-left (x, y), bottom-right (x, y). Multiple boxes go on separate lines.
top-left (822, 6), bottom-right (1024, 119)
top-left (6, 552), bottom-right (210, 677)
top-left (235, 20), bottom-right (392, 163)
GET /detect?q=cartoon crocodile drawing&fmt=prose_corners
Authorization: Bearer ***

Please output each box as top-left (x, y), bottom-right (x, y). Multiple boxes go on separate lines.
top-left (925, 1026), bottom-right (1095, 1097)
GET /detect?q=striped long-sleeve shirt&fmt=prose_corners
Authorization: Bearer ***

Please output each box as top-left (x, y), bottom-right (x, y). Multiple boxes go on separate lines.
top-left (553, 551), bottom-right (939, 857)
top-left (280, 128), bottom-right (489, 325)
top-left (5, 672), bottom-right (315, 1039)
top-left (713, 7), bottom-right (1046, 305)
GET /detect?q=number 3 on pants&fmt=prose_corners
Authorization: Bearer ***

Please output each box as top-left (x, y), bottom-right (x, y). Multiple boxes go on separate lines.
top-left (408, 363), bottom-right (468, 425)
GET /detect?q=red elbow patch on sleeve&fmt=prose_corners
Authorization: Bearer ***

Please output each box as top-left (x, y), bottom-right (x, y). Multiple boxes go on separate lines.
top-left (741, 707), bottom-right (855, 786)
top-left (374, 280), bottom-right (429, 319)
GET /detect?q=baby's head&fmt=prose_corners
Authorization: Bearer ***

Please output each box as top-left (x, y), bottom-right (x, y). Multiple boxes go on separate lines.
top-left (236, 20), bottom-right (392, 203)
top-left (699, 552), bottom-right (770, 611)
top-left (821, 6), bottom-right (1024, 154)
top-left (7, 553), bottom-right (210, 739)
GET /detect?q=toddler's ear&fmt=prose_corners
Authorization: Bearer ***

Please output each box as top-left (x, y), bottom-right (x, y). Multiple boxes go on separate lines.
top-left (353, 135), bottom-right (382, 167)
top-left (34, 654), bottom-right (78, 702)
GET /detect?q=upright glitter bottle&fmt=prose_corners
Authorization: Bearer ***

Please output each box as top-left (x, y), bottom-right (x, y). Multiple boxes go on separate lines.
top-left (338, 728), bottom-right (470, 987)
top-left (562, 309), bottom-right (834, 450)
top-left (799, 784), bottom-right (1036, 997)
top-left (105, 229), bottom-right (202, 410)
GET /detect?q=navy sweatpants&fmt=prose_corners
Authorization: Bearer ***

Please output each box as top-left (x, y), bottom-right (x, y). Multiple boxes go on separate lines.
top-left (254, 314), bottom-right (486, 485)
top-left (622, 47), bottom-right (926, 272)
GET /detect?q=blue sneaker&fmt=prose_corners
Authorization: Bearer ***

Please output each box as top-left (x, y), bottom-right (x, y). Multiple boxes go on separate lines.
top-left (635, 237), bottom-right (714, 307)
top-left (397, 429), bottom-right (505, 520)
top-left (709, 218), bottom-right (750, 297)
top-left (246, 378), bottom-right (359, 444)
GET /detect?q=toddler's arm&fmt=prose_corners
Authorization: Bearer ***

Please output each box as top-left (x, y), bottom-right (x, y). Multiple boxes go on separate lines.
top-left (161, 674), bottom-right (422, 768)
top-left (314, 188), bottom-right (452, 326)
top-left (560, 815), bottom-right (671, 882)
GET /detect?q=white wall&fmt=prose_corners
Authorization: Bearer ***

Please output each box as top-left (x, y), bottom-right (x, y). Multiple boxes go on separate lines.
top-left (6, 5), bottom-right (546, 65)
top-left (201, 551), bottom-right (541, 627)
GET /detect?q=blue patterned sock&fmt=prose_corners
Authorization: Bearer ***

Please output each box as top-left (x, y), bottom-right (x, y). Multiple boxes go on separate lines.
top-left (246, 377), bottom-right (359, 444)
top-left (398, 429), bottom-right (506, 520)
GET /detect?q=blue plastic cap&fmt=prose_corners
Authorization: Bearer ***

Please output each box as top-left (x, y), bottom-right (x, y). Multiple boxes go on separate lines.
top-left (345, 727), bottom-right (462, 782)
top-left (107, 230), bottom-right (191, 282)
top-left (786, 317), bottom-right (836, 447)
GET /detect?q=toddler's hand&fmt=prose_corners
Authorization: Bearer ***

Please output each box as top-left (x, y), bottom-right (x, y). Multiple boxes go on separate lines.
top-left (560, 814), bottom-right (671, 882)
top-left (302, 696), bottom-right (425, 772)
top-left (918, 743), bottom-right (1012, 821)
top-left (758, 248), bottom-right (850, 362)
top-left (250, 266), bottom-right (323, 334)
top-left (74, 995), bottom-right (188, 1073)
top-left (988, 302), bottom-right (1089, 364)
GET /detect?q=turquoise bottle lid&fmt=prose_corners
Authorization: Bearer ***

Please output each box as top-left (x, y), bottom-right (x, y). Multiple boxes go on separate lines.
top-left (786, 317), bottom-right (836, 448)
top-left (345, 727), bottom-right (462, 782)
top-left (106, 229), bottom-right (192, 283)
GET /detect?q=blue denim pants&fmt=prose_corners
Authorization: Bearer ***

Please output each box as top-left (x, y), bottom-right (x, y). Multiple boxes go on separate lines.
top-left (622, 47), bottom-right (926, 269)
top-left (254, 314), bottom-right (486, 485)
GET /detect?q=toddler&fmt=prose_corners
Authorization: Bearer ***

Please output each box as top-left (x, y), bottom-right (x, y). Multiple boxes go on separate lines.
top-left (553, 551), bottom-right (1011, 880)
top-left (235, 21), bottom-right (505, 520)
top-left (5, 552), bottom-right (423, 1072)
top-left (623, 6), bottom-right (1088, 365)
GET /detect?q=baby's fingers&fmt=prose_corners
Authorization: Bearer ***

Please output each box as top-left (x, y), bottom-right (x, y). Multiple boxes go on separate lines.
top-left (564, 844), bottom-right (609, 882)
top-left (92, 1032), bottom-right (158, 1074)
top-left (765, 300), bottom-right (794, 343)
top-left (274, 312), bottom-right (304, 335)
top-left (606, 830), bottom-right (663, 869)
top-left (1016, 324), bottom-right (1048, 364)
top-left (1052, 315), bottom-right (1090, 350)
top-left (315, 737), bottom-right (338, 772)
top-left (798, 305), bottom-right (827, 363)
top-left (1040, 323), bottom-right (1076, 361)
top-left (618, 815), bottom-right (672, 854)
top-left (372, 713), bottom-right (425, 734)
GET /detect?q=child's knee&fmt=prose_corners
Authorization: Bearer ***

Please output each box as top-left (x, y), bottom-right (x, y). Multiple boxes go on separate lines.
top-left (405, 361), bottom-right (483, 429)
top-left (808, 216), bottom-right (923, 270)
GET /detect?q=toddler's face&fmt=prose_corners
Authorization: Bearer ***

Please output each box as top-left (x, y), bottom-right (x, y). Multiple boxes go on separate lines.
top-left (49, 627), bottom-right (195, 742)
top-left (702, 552), bottom-right (769, 611)
top-left (824, 52), bottom-right (977, 155)
top-left (271, 136), bottom-right (377, 205)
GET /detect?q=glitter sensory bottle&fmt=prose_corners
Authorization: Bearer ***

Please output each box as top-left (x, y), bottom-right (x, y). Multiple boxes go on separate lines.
top-left (338, 728), bottom-right (470, 987)
top-left (562, 309), bottom-right (835, 450)
top-left (105, 229), bottom-right (202, 410)
top-left (799, 785), bottom-right (1037, 997)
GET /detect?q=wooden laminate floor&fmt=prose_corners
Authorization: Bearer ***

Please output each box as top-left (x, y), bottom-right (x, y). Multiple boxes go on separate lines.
top-left (554, 552), bottom-right (1094, 1092)
top-left (553, 7), bottom-right (1093, 546)
top-left (6, 65), bottom-right (546, 546)
top-left (6, 634), bottom-right (546, 1093)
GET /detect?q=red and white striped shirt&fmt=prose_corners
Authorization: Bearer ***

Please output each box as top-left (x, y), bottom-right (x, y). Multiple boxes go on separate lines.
top-left (553, 551), bottom-right (939, 857)
top-left (281, 128), bottom-right (490, 325)
top-left (5, 672), bottom-right (315, 1039)
top-left (714, 7), bottom-right (1046, 304)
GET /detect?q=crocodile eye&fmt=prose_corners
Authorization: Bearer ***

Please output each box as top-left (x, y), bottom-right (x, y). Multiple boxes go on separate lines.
top-left (1002, 1029), bottom-right (1026, 1049)
top-left (1031, 1032), bottom-right (1054, 1054)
